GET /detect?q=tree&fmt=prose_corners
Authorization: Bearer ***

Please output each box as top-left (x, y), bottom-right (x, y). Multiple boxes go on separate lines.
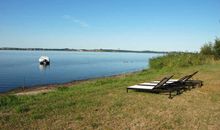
top-left (200, 43), bottom-right (213, 55)
top-left (213, 38), bottom-right (220, 58)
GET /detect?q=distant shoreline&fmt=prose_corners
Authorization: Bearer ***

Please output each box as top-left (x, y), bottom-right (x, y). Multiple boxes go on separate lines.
top-left (0, 47), bottom-right (168, 54)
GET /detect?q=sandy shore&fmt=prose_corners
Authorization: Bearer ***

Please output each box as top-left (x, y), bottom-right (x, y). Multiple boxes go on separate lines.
top-left (6, 79), bottom-right (93, 96)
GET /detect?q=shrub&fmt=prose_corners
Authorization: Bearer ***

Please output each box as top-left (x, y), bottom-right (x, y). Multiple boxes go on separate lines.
top-left (200, 38), bottom-right (220, 59)
top-left (200, 43), bottom-right (213, 55)
top-left (213, 38), bottom-right (220, 59)
top-left (149, 52), bottom-right (214, 69)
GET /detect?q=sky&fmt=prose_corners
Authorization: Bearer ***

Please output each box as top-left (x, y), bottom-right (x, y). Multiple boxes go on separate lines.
top-left (0, 0), bottom-right (220, 52)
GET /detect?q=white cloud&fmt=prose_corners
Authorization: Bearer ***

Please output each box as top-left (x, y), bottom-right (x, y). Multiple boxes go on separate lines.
top-left (62, 15), bottom-right (89, 28)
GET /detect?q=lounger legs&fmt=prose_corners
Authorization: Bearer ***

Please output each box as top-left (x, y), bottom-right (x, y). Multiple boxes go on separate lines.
top-left (169, 91), bottom-right (172, 99)
top-left (176, 90), bottom-right (180, 95)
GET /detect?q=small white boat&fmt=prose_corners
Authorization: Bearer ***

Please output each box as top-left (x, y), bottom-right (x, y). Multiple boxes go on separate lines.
top-left (39, 56), bottom-right (50, 65)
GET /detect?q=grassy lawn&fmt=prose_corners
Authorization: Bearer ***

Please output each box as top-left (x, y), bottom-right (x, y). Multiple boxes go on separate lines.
top-left (1, 62), bottom-right (220, 129)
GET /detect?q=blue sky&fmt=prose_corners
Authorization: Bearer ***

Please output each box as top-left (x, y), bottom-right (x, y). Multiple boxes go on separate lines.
top-left (0, 0), bottom-right (220, 51)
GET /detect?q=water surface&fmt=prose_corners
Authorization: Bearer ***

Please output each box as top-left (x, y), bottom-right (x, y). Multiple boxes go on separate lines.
top-left (0, 51), bottom-right (161, 92)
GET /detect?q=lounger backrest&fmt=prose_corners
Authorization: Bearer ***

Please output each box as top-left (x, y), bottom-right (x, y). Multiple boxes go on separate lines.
top-left (154, 75), bottom-right (174, 89)
top-left (178, 75), bottom-right (190, 82)
top-left (183, 71), bottom-right (198, 81)
top-left (176, 71), bottom-right (198, 83)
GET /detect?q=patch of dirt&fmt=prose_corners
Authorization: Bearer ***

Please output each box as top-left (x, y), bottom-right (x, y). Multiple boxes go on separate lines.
top-left (15, 89), bottom-right (55, 96)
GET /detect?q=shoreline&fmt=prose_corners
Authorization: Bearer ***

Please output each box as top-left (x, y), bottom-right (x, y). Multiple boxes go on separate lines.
top-left (1, 70), bottom-right (142, 96)
top-left (0, 48), bottom-right (167, 54)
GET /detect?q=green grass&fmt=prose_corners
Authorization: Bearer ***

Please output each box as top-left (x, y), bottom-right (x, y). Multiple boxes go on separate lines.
top-left (1, 55), bottom-right (220, 129)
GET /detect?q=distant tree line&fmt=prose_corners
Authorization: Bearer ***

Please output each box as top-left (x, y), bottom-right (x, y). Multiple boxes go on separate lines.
top-left (0, 47), bottom-right (167, 54)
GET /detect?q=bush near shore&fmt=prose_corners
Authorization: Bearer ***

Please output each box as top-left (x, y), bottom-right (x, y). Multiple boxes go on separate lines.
top-left (149, 52), bottom-right (215, 69)
top-left (150, 38), bottom-right (220, 70)
top-left (200, 38), bottom-right (220, 59)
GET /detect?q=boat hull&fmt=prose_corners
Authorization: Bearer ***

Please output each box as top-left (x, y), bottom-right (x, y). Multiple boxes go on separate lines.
top-left (39, 56), bottom-right (50, 65)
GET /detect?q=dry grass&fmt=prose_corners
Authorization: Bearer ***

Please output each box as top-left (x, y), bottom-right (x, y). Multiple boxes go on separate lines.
top-left (1, 62), bottom-right (220, 129)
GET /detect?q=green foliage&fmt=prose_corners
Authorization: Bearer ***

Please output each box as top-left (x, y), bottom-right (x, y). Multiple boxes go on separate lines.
top-left (213, 38), bottom-right (220, 59)
top-left (200, 38), bottom-right (220, 59)
top-left (200, 43), bottom-right (213, 55)
top-left (149, 53), bottom-right (214, 69)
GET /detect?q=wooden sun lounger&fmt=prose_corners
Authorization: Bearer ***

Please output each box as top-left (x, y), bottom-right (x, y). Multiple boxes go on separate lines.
top-left (127, 75), bottom-right (174, 91)
top-left (127, 71), bottom-right (203, 98)
top-left (127, 75), bottom-right (176, 98)
top-left (150, 71), bottom-right (203, 88)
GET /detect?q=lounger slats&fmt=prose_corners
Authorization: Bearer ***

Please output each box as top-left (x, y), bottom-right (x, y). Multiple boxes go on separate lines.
top-left (127, 75), bottom-right (174, 90)
top-left (127, 85), bottom-right (155, 90)
top-left (138, 82), bottom-right (158, 86)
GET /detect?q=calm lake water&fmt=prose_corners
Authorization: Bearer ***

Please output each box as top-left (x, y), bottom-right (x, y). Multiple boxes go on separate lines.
top-left (0, 51), bottom-right (161, 92)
